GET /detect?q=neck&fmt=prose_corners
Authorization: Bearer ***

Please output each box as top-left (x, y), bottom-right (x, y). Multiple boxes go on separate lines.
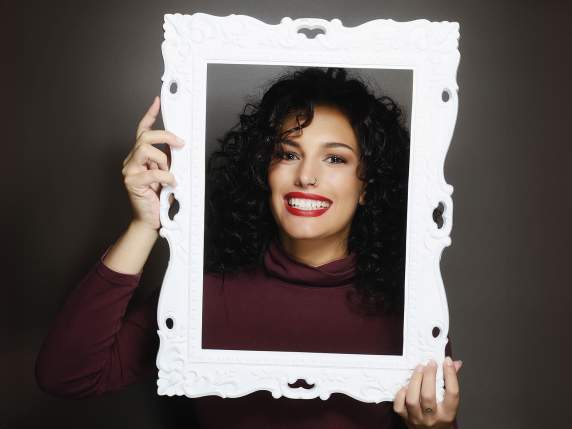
top-left (278, 232), bottom-right (350, 267)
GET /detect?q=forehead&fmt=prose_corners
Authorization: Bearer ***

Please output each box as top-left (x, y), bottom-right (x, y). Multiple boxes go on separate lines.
top-left (281, 105), bottom-right (357, 145)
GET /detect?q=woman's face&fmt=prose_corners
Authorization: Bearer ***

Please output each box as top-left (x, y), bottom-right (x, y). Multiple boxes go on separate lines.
top-left (268, 105), bottom-right (366, 247)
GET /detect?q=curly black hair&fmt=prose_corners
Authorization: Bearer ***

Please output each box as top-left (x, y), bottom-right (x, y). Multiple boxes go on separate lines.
top-left (204, 67), bottom-right (410, 316)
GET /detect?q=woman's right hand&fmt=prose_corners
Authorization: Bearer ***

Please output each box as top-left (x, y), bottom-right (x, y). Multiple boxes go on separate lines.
top-left (121, 96), bottom-right (185, 231)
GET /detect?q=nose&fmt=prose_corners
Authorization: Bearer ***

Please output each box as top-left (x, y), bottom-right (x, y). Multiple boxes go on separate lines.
top-left (295, 158), bottom-right (319, 188)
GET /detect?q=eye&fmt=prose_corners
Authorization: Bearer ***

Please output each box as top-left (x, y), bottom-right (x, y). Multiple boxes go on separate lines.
top-left (325, 154), bottom-right (347, 164)
top-left (279, 151), bottom-right (299, 161)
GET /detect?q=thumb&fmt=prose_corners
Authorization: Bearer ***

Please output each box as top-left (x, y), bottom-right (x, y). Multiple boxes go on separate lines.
top-left (453, 360), bottom-right (463, 372)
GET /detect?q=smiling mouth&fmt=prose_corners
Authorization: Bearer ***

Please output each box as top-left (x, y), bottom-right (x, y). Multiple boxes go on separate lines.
top-left (283, 197), bottom-right (332, 217)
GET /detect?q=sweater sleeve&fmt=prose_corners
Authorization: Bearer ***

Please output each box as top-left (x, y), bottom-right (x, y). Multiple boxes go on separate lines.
top-left (35, 246), bottom-right (160, 398)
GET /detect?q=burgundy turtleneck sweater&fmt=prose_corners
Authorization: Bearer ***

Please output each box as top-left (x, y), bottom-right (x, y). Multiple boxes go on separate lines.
top-left (36, 241), bottom-right (456, 429)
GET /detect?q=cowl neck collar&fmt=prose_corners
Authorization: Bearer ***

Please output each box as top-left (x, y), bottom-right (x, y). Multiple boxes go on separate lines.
top-left (263, 239), bottom-right (357, 287)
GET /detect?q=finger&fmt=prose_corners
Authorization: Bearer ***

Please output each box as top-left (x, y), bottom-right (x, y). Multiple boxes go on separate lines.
top-left (393, 386), bottom-right (409, 420)
top-left (136, 96), bottom-right (160, 139)
top-left (441, 357), bottom-right (460, 415)
top-left (136, 129), bottom-right (185, 150)
top-left (148, 161), bottom-right (160, 192)
top-left (404, 364), bottom-right (424, 422)
top-left (124, 169), bottom-right (177, 188)
top-left (420, 360), bottom-right (437, 416)
top-left (128, 144), bottom-right (170, 172)
top-left (454, 360), bottom-right (463, 372)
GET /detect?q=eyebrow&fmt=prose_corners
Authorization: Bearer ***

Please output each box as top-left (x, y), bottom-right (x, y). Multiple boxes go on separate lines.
top-left (281, 139), bottom-right (356, 153)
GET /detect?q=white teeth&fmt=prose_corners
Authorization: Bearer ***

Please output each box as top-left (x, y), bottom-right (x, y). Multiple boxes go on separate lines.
top-left (287, 198), bottom-right (330, 210)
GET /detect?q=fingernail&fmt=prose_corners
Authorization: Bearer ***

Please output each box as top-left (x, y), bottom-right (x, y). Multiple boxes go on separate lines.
top-left (457, 360), bottom-right (463, 368)
top-left (445, 356), bottom-right (453, 366)
top-left (176, 137), bottom-right (185, 145)
top-left (415, 365), bottom-right (424, 373)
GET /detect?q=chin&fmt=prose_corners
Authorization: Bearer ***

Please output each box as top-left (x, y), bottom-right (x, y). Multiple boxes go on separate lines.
top-left (281, 223), bottom-right (328, 240)
top-left (286, 232), bottom-right (323, 241)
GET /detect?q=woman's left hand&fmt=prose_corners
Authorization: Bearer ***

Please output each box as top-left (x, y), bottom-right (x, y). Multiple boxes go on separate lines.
top-left (393, 356), bottom-right (462, 429)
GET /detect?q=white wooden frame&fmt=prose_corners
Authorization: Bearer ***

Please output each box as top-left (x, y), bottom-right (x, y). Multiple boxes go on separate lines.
top-left (156, 13), bottom-right (460, 403)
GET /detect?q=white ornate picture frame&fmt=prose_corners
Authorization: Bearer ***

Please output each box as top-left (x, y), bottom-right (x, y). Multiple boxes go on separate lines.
top-left (156, 13), bottom-right (460, 403)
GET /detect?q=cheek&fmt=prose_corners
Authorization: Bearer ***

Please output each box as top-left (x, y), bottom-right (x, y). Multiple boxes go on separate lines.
top-left (267, 167), bottom-right (284, 204)
top-left (267, 165), bottom-right (278, 190)
top-left (330, 173), bottom-right (362, 202)
top-left (268, 164), bottom-right (290, 191)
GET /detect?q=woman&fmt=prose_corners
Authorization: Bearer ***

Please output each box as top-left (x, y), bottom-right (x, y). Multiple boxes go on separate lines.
top-left (36, 68), bottom-right (462, 428)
